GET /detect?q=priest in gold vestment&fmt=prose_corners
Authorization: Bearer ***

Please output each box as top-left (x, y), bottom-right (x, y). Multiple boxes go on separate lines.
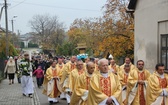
top-left (56, 57), bottom-right (65, 99)
top-left (109, 59), bottom-right (120, 74)
top-left (60, 56), bottom-right (76, 104)
top-left (126, 60), bottom-right (150, 105)
top-left (118, 64), bottom-right (130, 104)
top-left (94, 58), bottom-right (99, 74)
top-left (56, 57), bottom-right (65, 77)
top-left (120, 57), bottom-right (135, 71)
top-left (69, 60), bottom-right (85, 92)
top-left (87, 58), bottom-right (122, 105)
top-left (146, 63), bottom-right (168, 105)
top-left (83, 57), bottom-right (90, 70)
top-left (70, 62), bottom-right (95, 105)
top-left (43, 61), bottom-right (61, 104)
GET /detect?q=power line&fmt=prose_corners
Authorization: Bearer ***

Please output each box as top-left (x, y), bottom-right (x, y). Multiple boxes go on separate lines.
top-left (9, 0), bottom-right (27, 9)
top-left (9, 0), bottom-right (101, 12)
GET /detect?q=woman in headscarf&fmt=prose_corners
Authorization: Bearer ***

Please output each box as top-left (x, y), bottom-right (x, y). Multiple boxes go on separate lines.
top-left (4, 57), bottom-right (16, 85)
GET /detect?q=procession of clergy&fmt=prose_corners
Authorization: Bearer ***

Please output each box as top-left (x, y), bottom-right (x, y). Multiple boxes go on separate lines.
top-left (42, 56), bottom-right (168, 105)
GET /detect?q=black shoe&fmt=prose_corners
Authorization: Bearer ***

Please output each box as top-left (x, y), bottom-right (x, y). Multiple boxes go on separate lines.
top-left (61, 98), bottom-right (66, 100)
top-left (49, 101), bottom-right (53, 105)
top-left (54, 101), bottom-right (59, 104)
top-left (28, 94), bottom-right (33, 98)
top-left (23, 94), bottom-right (26, 96)
top-left (68, 103), bottom-right (70, 105)
top-left (23, 93), bottom-right (26, 96)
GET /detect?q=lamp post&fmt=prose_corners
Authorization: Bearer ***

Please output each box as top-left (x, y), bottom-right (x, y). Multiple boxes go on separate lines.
top-left (11, 16), bottom-right (17, 33)
top-left (11, 16), bottom-right (17, 46)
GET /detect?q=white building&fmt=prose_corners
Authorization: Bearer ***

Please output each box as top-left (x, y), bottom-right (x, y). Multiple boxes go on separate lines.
top-left (19, 33), bottom-right (33, 48)
top-left (128, 0), bottom-right (168, 72)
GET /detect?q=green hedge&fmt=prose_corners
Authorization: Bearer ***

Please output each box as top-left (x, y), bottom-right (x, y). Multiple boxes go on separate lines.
top-left (28, 43), bottom-right (39, 48)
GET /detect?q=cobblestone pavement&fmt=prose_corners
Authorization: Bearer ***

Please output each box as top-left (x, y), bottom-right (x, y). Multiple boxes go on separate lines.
top-left (0, 77), bottom-right (68, 105)
top-left (33, 78), bottom-right (67, 105)
top-left (0, 77), bottom-right (36, 105)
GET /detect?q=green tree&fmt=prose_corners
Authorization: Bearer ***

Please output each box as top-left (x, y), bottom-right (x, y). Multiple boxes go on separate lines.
top-left (56, 42), bottom-right (79, 56)
top-left (0, 36), bottom-right (18, 58)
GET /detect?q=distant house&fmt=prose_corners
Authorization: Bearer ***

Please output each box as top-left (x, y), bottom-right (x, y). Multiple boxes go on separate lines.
top-left (127, 0), bottom-right (168, 72)
top-left (19, 33), bottom-right (38, 48)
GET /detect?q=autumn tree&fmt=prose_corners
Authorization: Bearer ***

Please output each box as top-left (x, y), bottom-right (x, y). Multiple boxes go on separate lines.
top-left (67, 0), bottom-right (134, 58)
top-left (97, 0), bottom-right (134, 58)
top-left (29, 14), bottom-right (66, 50)
top-left (0, 35), bottom-right (18, 58)
top-left (67, 18), bottom-right (108, 56)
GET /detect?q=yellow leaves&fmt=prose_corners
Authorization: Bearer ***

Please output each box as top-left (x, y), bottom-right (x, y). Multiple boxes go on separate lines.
top-left (97, 32), bottom-right (134, 58)
top-left (66, 0), bottom-right (134, 58)
top-left (0, 35), bottom-right (18, 57)
top-left (67, 16), bottom-right (134, 58)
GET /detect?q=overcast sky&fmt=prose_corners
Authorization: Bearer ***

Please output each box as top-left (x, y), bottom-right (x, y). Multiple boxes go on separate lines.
top-left (0, 0), bottom-right (106, 34)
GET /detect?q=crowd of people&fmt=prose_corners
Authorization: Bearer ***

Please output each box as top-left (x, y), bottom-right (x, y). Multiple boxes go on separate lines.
top-left (4, 53), bottom-right (168, 105)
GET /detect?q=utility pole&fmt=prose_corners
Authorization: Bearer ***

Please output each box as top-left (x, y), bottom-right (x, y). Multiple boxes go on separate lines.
top-left (4, 0), bottom-right (9, 58)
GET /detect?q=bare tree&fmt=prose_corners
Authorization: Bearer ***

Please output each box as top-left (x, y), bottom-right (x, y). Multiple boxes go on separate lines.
top-left (29, 14), bottom-right (66, 50)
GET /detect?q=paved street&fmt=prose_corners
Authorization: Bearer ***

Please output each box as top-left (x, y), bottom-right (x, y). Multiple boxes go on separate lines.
top-left (0, 77), bottom-right (68, 105)
top-left (0, 78), bottom-right (34, 105)
top-left (33, 78), bottom-right (67, 105)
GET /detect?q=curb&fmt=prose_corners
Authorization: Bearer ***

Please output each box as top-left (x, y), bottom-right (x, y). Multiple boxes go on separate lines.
top-left (33, 88), bottom-right (41, 105)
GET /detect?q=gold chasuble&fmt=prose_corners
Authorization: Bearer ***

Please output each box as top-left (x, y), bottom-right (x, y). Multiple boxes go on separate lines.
top-left (94, 64), bottom-right (100, 75)
top-left (56, 63), bottom-right (64, 73)
top-left (120, 63), bottom-right (135, 71)
top-left (60, 61), bottom-right (76, 91)
top-left (118, 70), bottom-right (128, 87)
top-left (69, 68), bottom-right (85, 92)
top-left (43, 67), bottom-right (61, 98)
top-left (146, 72), bottom-right (168, 105)
top-left (95, 64), bottom-right (99, 71)
top-left (56, 63), bottom-right (64, 78)
top-left (118, 70), bottom-right (129, 103)
top-left (109, 64), bottom-right (120, 73)
top-left (83, 63), bottom-right (87, 71)
top-left (126, 69), bottom-right (150, 105)
top-left (70, 71), bottom-right (93, 105)
top-left (87, 72), bottom-right (122, 105)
